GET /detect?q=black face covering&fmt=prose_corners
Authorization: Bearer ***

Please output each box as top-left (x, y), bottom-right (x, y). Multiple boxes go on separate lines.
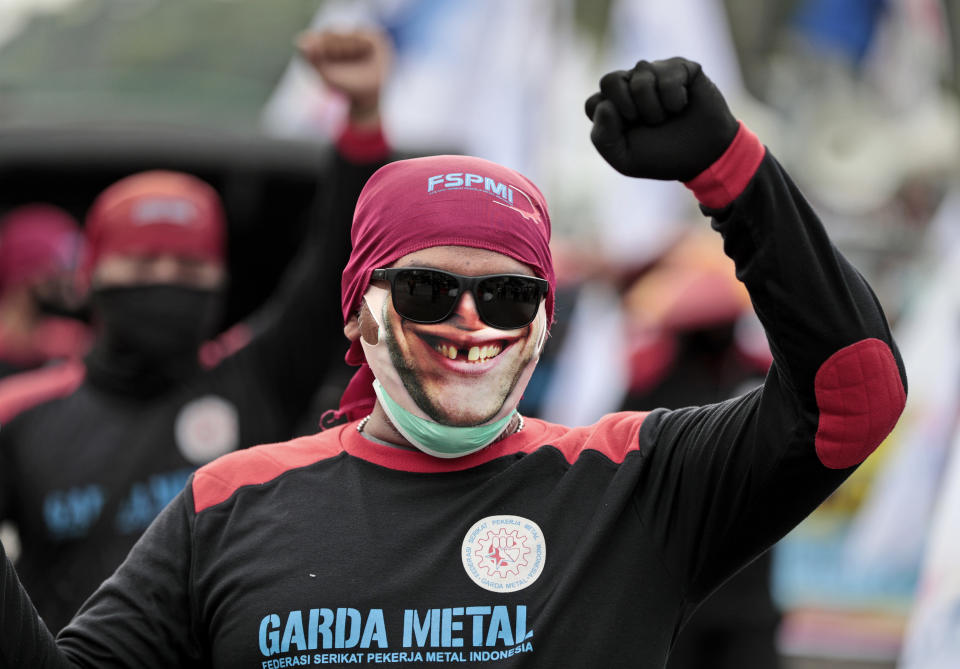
top-left (31, 280), bottom-right (90, 322)
top-left (86, 284), bottom-right (222, 397)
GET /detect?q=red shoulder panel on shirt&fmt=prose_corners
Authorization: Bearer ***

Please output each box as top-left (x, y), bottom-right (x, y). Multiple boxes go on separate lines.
top-left (0, 360), bottom-right (85, 425)
top-left (549, 412), bottom-right (650, 465)
top-left (192, 432), bottom-right (346, 513)
top-left (814, 338), bottom-right (906, 469)
top-left (198, 322), bottom-right (253, 370)
top-left (341, 412), bottom-right (650, 474)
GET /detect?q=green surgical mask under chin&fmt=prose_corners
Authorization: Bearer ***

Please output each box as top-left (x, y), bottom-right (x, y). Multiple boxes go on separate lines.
top-left (373, 380), bottom-right (516, 458)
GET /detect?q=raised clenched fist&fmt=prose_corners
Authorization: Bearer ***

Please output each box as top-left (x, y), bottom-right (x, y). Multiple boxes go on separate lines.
top-left (585, 58), bottom-right (739, 182)
top-left (297, 28), bottom-right (393, 126)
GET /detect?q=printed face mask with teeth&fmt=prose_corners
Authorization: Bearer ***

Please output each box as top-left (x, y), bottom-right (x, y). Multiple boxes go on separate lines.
top-left (358, 284), bottom-right (547, 457)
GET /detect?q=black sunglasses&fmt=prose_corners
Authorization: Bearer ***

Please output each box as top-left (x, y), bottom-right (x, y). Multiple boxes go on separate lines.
top-left (370, 267), bottom-right (548, 330)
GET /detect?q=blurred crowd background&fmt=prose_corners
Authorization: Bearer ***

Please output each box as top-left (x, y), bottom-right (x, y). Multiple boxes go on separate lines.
top-left (1, 1), bottom-right (959, 668)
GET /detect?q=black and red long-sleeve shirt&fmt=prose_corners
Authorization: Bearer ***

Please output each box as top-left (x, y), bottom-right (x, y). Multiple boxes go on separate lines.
top-left (1, 130), bottom-right (906, 668)
top-left (0, 130), bottom-right (390, 634)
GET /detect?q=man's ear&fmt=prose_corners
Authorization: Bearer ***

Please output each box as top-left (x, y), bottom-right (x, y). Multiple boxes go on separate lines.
top-left (346, 299), bottom-right (381, 345)
top-left (344, 314), bottom-right (361, 342)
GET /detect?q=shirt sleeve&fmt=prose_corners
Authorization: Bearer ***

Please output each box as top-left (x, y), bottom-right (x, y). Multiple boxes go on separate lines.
top-left (54, 489), bottom-right (201, 668)
top-left (632, 145), bottom-right (907, 612)
top-left (0, 487), bottom-right (198, 668)
top-left (223, 128), bottom-right (391, 426)
top-left (1, 533), bottom-right (66, 668)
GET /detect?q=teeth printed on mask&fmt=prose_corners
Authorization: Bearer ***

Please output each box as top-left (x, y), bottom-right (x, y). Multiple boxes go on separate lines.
top-left (434, 343), bottom-right (456, 360)
top-left (433, 342), bottom-right (504, 362)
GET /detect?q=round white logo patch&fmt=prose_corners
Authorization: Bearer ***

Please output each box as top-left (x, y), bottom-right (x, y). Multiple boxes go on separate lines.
top-left (174, 395), bottom-right (239, 464)
top-left (461, 515), bottom-right (545, 593)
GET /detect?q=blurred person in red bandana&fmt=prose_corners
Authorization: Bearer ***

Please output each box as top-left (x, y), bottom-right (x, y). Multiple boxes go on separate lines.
top-left (0, 204), bottom-right (91, 378)
top-left (0, 28), bottom-right (393, 634)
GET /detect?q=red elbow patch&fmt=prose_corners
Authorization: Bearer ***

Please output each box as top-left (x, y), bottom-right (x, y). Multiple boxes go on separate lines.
top-left (814, 338), bottom-right (906, 469)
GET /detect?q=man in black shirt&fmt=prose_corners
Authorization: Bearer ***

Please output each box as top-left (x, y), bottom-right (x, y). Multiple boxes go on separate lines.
top-left (0, 29), bottom-right (393, 633)
top-left (1, 55), bottom-right (906, 668)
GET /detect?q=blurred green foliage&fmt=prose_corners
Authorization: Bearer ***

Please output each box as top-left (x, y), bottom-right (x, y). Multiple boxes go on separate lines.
top-left (0, 0), bottom-right (321, 131)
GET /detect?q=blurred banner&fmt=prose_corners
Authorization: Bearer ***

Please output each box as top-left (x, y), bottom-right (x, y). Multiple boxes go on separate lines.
top-left (774, 186), bottom-right (960, 663)
top-left (899, 425), bottom-right (960, 668)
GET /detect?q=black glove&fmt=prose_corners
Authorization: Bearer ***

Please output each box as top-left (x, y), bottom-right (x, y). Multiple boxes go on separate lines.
top-left (585, 58), bottom-right (739, 182)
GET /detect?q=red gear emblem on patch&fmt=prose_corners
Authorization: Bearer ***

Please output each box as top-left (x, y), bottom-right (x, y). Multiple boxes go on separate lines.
top-left (462, 515), bottom-right (546, 592)
top-left (475, 528), bottom-right (531, 579)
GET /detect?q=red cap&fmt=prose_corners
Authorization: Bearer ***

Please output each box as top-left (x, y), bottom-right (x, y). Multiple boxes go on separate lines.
top-left (83, 170), bottom-right (226, 279)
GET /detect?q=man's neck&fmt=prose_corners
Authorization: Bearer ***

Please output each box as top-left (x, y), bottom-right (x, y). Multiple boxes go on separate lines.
top-left (362, 403), bottom-right (416, 449)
